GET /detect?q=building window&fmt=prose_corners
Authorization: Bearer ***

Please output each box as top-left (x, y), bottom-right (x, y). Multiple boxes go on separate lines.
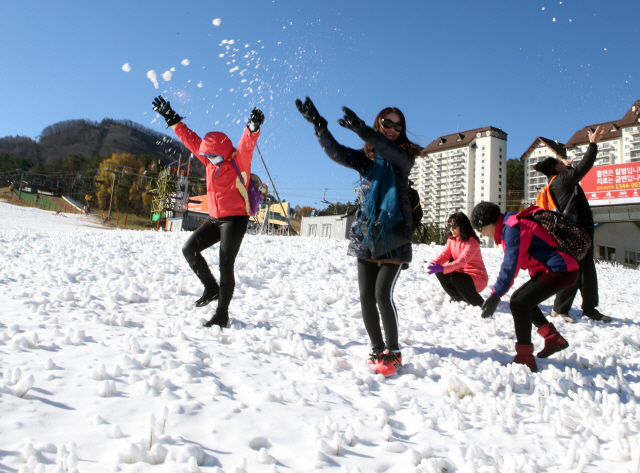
top-left (308, 225), bottom-right (317, 237)
top-left (322, 224), bottom-right (331, 238)
top-left (499, 155), bottom-right (502, 159)
top-left (499, 148), bottom-right (502, 152)
top-left (498, 195), bottom-right (501, 199)
top-left (625, 251), bottom-right (636, 265)
top-left (481, 187), bottom-right (484, 190)
top-left (499, 175), bottom-right (502, 178)
top-left (482, 153), bottom-right (485, 157)
top-left (482, 146), bottom-right (485, 150)
top-left (499, 188), bottom-right (502, 192)
top-left (606, 247), bottom-right (616, 263)
top-left (499, 181), bottom-right (502, 185)
top-left (499, 167), bottom-right (502, 171)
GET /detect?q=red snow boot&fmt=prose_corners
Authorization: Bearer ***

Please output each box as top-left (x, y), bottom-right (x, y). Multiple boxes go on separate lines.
top-left (371, 350), bottom-right (402, 376)
top-left (536, 322), bottom-right (569, 358)
top-left (513, 343), bottom-right (538, 372)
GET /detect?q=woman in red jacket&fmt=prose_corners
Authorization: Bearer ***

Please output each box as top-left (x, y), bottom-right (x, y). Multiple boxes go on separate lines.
top-left (152, 96), bottom-right (263, 329)
top-left (426, 212), bottom-right (488, 307)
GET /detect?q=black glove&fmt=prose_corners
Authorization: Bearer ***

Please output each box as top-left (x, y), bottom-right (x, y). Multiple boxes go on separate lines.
top-left (337, 107), bottom-right (375, 142)
top-left (295, 97), bottom-right (328, 135)
top-left (481, 294), bottom-right (500, 319)
top-left (152, 96), bottom-right (184, 128)
top-left (247, 108), bottom-right (264, 133)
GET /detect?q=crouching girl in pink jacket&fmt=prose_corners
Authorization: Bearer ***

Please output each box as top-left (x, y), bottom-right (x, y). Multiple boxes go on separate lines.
top-left (426, 212), bottom-right (488, 307)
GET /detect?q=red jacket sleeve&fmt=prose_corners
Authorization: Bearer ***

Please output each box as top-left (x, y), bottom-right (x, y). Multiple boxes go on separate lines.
top-left (442, 239), bottom-right (479, 274)
top-left (234, 128), bottom-right (260, 174)
top-left (433, 239), bottom-right (453, 266)
top-left (173, 123), bottom-right (207, 166)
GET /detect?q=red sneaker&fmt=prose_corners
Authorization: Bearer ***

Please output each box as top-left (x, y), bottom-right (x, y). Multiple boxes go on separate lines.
top-left (367, 351), bottom-right (383, 367)
top-left (371, 350), bottom-right (402, 376)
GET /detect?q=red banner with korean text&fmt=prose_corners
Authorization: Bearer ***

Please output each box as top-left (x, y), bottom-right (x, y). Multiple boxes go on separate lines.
top-left (581, 162), bottom-right (640, 206)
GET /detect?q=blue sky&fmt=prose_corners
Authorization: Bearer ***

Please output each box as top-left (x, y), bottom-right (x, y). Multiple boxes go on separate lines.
top-left (1, 1), bottom-right (638, 208)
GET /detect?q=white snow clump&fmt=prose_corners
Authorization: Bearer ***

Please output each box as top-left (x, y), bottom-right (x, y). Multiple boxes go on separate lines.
top-left (147, 70), bottom-right (159, 89)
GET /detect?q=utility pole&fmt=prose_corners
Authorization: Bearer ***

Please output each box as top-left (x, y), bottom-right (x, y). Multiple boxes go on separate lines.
top-left (105, 168), bottom-right (121, 223)
top-left (18, 170), bottom-right (25, 201)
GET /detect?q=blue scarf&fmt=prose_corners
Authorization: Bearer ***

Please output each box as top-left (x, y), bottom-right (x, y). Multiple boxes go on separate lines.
top-left (358, 151), bottom-right (403, 257)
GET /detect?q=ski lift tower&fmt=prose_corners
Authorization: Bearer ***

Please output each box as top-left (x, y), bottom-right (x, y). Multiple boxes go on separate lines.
top-left (150, 167), bottom-right (177, 225)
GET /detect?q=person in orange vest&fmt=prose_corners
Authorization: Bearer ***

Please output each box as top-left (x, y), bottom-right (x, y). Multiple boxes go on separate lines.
top-left (533, 125), bottom-right (610, 323)
top-left (152, 96), bottom-right (264, 329)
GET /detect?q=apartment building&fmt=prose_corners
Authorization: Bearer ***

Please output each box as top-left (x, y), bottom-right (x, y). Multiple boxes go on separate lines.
top-left (523, 100), bottom-right (640, 199)
top-left (412, 126), bottom-right (507, 226)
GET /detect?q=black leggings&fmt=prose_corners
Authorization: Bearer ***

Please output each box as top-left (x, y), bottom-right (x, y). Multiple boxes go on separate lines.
top-left (182, 216), bottom-right (249, 313)
top-left (554, 229), bottom-right (598, 315)
top-left (510, 271), bottom-right (579, 344)
top-left (435, 271), bottom-right (484, 307)
top-left (357, 258), bottom-right (403, 352)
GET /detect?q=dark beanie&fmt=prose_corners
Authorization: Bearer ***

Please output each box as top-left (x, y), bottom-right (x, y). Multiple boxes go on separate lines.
top-left (534, 157), bottom-right (559, 177)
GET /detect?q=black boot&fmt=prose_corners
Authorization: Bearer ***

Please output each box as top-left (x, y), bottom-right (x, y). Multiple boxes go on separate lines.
top-left (204, 309), bottom-right (229, 328)
top-left (195, 282), bottom-right (220, 307)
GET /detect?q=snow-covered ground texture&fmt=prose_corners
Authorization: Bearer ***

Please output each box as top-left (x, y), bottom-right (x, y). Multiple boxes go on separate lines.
top-left (1, 201), bottom-right (640, 473)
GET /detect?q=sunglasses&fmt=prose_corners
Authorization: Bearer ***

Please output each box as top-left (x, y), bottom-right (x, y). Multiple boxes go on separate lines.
top-left (447, 223), bottom-right (458, 230)
top-left (381, 118), bottom-right (403, 133)
top-left (202, 154), bottom-right (224, 165)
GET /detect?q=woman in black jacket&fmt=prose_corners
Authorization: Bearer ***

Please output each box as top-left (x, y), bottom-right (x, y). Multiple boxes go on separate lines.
top-left (295, 97), bottom-right (421, 376)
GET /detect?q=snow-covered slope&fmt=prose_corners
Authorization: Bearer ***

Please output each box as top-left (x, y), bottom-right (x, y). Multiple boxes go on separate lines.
top-left (1, 202), bottom-right (639, 473)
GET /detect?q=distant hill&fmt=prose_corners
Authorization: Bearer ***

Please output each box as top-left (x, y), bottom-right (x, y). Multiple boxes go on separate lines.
top-left (0, 118), bottom-right (201, 171)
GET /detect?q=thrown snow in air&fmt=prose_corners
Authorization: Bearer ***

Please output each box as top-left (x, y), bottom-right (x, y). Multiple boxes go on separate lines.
top-left (121, 63), bottom-right (131, 72)
top-left (147, 70), bottom-right (159, 89)
top-left (212, 18), bottom-right (221, 26)
top-left (1, 202), bottom-right (640, 473)
top-left (162, 71), bottom-right (172, 81)
top-left (181, 59), bottom-right (190, 66)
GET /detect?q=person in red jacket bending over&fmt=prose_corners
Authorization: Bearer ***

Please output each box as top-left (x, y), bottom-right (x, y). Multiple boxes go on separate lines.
top-left (152, 96), bottom-right (264, 329)
top-left (426, 211), bottom-right (488, 308)
top-left (470, 202), bottom-right (579, 372)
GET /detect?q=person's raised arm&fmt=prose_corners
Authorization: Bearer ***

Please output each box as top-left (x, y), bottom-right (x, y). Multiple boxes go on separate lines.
top-left (152, 96), bottom-right (203, 161)
top-left (566, 125), bottom-right (604, 185)
top-left (295, 97), bottom-right (365, 172)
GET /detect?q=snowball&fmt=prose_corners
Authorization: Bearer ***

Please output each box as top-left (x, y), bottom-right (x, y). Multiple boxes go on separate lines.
top-left (111, 425), bottom-right (123, 439)
top-left (162, 71), bottom-right (172, 81)
top-left (181, 59), bottom-right (190, 66)
top-left (13, 374), bottom-right (34, 398)
top-left (122, 63), bottom-right (131, 72)
top-left (147, 70), bottom-right (159, 89)
top-left (212, 18), bottom-right (221, 26)
top-left (97, 380), bottom-right (117, 397)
